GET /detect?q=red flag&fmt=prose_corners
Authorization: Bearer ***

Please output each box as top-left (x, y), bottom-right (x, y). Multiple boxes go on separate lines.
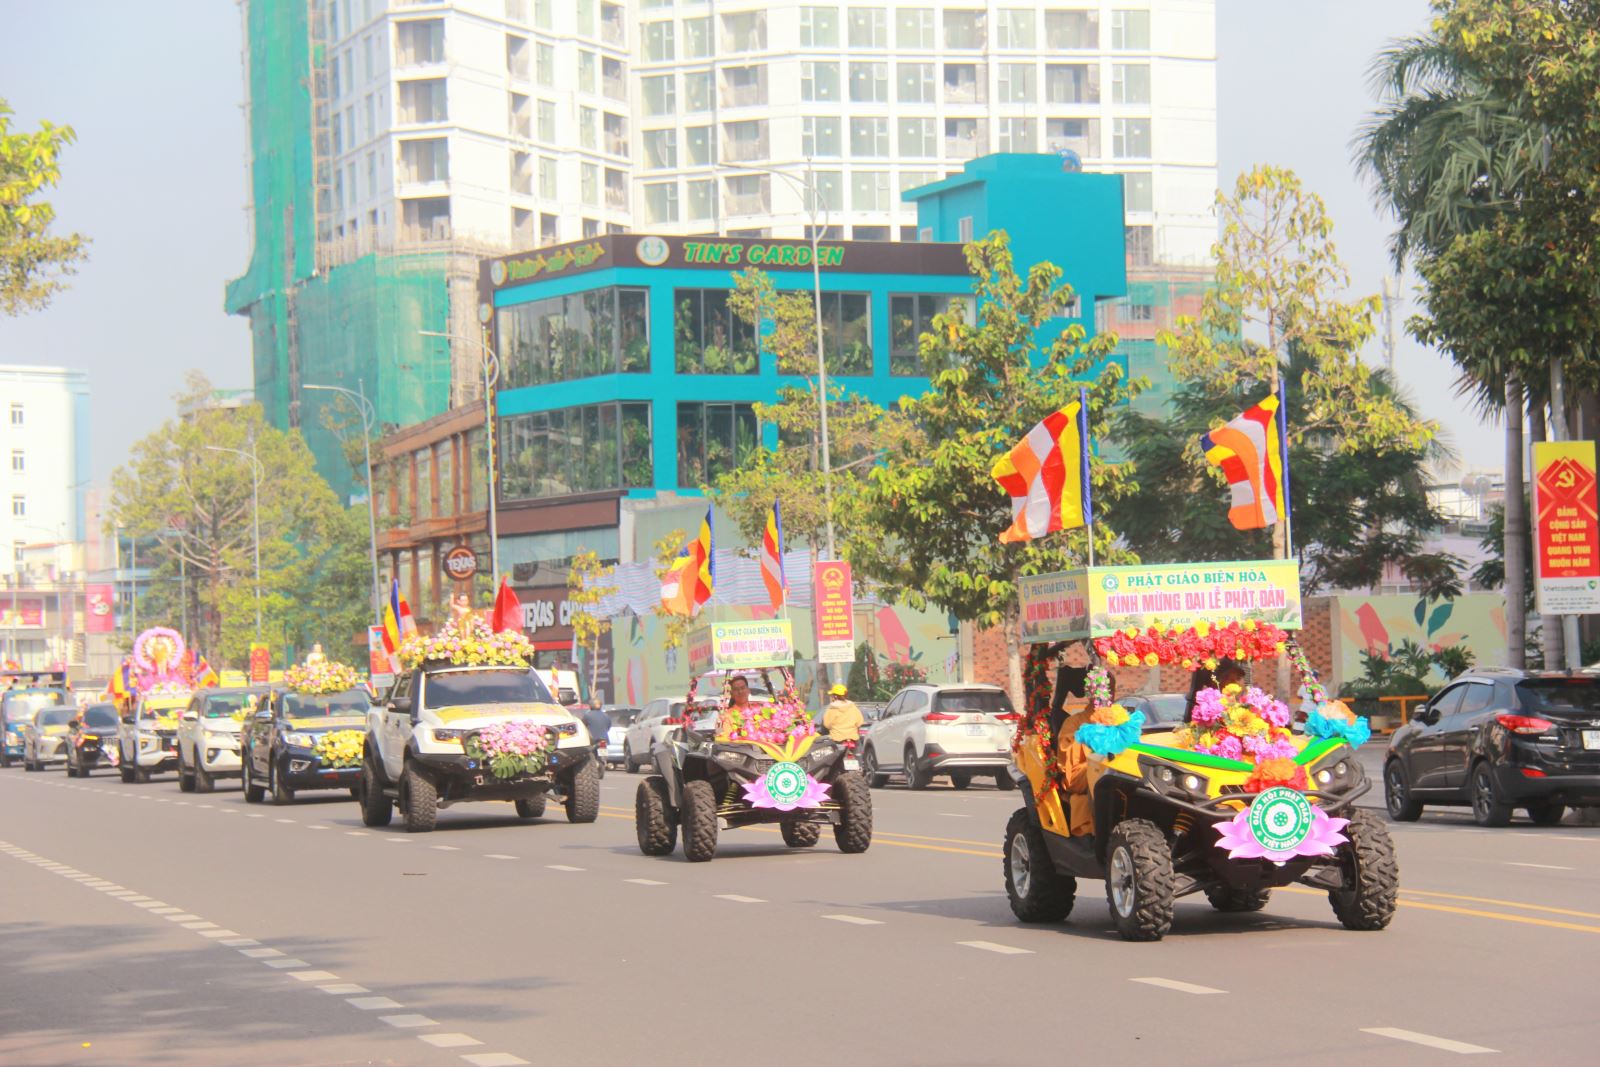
top-left (491, 578), bottom-right (523, 634)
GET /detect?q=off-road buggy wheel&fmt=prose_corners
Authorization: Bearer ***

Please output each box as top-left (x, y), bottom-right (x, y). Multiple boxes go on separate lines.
top-left (1204, 885), bottom-right (1271, 912)
top-left (1329, 808), bottom-right (1398, 931)
top-left (1527, 801), bottom-right (1566, 826)
top-left (1384, 759), bottom-right (1423, 822)
top-left (1105, 818), bottom-right (1175, 942)
top-left (781, 819), bottom-right (821, 847)
top-left (635, 776), bottom-right (677, 856)
top-left (358, 756), bottom-right (392, 827)
top-left (832, 770), bottom-right (873, 854)
top-left (680, 779), bottom-right (719, 862)
top-left (243, 760), bottom-right (266, 804)
top-left (1004, 808), bottom-right (1076, 922)
top-left (177, 750), bottom-right (196, 792)
top-left (515, 794), bottom-right (546, 820)
top-left (565, 756), bottom-right (600, 823)
top-left (402, 762), bottom-right (438, 833)
top-left (861, 746), bottom-right (888, 788)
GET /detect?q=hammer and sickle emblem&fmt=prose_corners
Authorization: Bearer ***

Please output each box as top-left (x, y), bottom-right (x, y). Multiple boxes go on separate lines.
top-left (1557, 468), bottom-right (1577, 489)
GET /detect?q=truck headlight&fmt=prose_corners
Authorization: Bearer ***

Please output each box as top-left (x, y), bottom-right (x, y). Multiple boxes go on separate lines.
top-left (284, 732), bottom-right (316, 748)
top-left (205, 731), bottom-right (238, 747)
top-left (431, 728), bottom-right (466, 743)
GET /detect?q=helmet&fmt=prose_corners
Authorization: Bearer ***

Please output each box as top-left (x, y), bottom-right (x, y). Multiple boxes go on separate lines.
top-left (829, 683), bottom-right (848, 697)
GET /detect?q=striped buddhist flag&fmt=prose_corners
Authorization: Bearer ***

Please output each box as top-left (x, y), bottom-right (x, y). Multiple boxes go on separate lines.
top-left (759, 499), bottom-right (786, 613)
top-left (660, 508), bottom-right (715, 616)
top-left (381, 579), bottom-right (418, 668)
top-left (992, 397), bottom-right (1091, 543)
top-left (1200, 394), bottom-right (1285, 531)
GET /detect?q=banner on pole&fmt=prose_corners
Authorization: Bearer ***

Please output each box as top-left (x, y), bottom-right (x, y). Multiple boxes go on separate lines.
top-left (85, 584), bottom-right (115, 633)
top-left (813, 560), bottom-right (856, 663)
top-left (368, 625), bottom-right (394, 688)
top-left (248, 643), bottom-right (271, 684)
top-left (1533, 440), bottom-right (1600, 615)
top-left (687, 620), bottom-right (794, 676)
top-left (1018, 559), bottom-right (1302, 642)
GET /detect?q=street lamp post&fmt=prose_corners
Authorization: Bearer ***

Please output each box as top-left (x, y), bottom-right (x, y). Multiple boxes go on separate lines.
top-left (304, 380), bottom-right (382, 625)
top-left (419, 330), bottom-right (501, 592)
top-left (205, 442), bottom-right (264, 642)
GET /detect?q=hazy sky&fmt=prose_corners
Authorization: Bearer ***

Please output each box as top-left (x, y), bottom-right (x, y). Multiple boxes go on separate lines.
top-left (0, 0), bottom-right (1495, 487)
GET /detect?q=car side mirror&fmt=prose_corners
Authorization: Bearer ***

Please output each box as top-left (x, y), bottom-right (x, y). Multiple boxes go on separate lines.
top-left (120, 714), bottom-right (134, 725)
top-left (1416, 707), bottom-right (1439, 726)
top-left (182, 711), bottom-right (198, 722)
top-left (390, 697), bottom-right (412, 715)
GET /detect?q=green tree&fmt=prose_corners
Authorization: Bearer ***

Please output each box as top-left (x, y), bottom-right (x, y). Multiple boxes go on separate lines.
top-left (854, 232), bottom-right (1140, 706)
top-left (109, 376), bottom-right (369, 667)
top-left (567, 549), bottom-right (618, 700)
top-left (0, 98), bottom-right (89, 315)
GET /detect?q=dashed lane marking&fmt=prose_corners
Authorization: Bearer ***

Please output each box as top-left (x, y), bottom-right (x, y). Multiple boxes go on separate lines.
top-left (288, 971), bottom-right (340, 983)
top-left (346, 996), bottom-right (404, 1010)
top-left (274, 818), bottom-right (296, 823)
top-left (420, 1033), bottom-right (484, 1049)
top-left (546, 864), bottom-right (584, 872)
top-left (461, 1054), bottom-right (531, 1067)
top-left (180, 921), bottom-right (220, 930)
top-left (1361, 1028), bottom-right (1498, 1054)
top-left (346, 831), bottom-right (369, 836)
top-left (715, 894), bottom-right (766, 903)
top-left (380, 1014), bottom-right (439, 1029)
top-left (957, 940), bottom-right (1033, 956)
top-left (624, 878), bottom-right (667, 886)
top-left (821, 914), bottom-right (884, 925)
top-left (431, 845), bottom-right (461, 851)
top-left (199, 929), bottom-right (242, 939)
top-left (262, 958), bottom-right (309, 969)
top-left (318, 984), bottom-right (370, 995)
top-left (240, 948), bottom-right (284, 958)
top-left (1505, 862), bottom-right (1574, 871)
top-left (485, 853), bottom-right (518, 860)
top-left (219, 938), bottom-right (259, 946)
top-left (1130, 977), bottom-right (1227, 995)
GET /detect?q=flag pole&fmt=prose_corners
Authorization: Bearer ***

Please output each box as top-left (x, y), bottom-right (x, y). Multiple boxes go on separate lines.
top-left (1079, 386), bottom-right (1095, 569)
top-left (1277, 377), bottom-right (1294, 560)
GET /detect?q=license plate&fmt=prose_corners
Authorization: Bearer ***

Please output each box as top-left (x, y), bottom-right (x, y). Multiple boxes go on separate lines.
top-left (965, 724), bottom-right (986, 737)
top-left (1583, 730), bottom-right (1600, 750)
top-left (843, 757), bottom-right (859, 771)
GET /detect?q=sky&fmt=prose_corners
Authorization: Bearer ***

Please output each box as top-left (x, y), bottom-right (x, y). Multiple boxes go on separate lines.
top-left (0, 0), bottom-right (1498, 488)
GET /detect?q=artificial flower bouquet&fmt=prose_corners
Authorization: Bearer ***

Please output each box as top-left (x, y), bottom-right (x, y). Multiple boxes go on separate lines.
top-left (1172, 684), bottom-right (1308, 790)
top-left (720, 697), bottom-right (817, 747)
top-left (313, 729), bottom-right (365, 769)
top-left (284, 660), bottom-right (362, 695)
top-left (398, 615), bottom-right (535, 670)
top-left (465, 719), bottom-right (555, 779)
top-left (1094, 620), bottom-right (1288, 670)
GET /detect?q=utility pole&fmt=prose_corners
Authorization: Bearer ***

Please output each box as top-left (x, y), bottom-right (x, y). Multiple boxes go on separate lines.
top-left (1505, 377), bottom-right (1527, 669)
top-left (1381, 275), bottom-right (1399, 375)
top-left (1548, 359), bottom-right (1583, 670)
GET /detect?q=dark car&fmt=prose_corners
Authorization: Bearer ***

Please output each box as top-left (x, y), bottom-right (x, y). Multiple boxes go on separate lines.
top-left (1384, 668), bottom-right (1600, 826)
top-left (242, 686), bottom-right (370, 804)
top-left (1123, 693), bottom-right (1189, 731)
top-left (66, 704), bottom-right (122, 777)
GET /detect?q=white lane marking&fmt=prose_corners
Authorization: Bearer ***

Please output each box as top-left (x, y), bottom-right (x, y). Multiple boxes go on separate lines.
top-left (420, 1033), bottom-right (483, 1048)
top-left (173, 801), bottom-right (189, 806)
top-left (217, 809), bottom-right (235, 814)
top-left (347, 996), bottom-right (404, 1010)
top-left (180, 921), bottom-right (220, 930)
top-left (385, 838), bottom-right (412, 844)
top-left (485, 854), bottom-right (518, 860)
top-left (121, 896), bottom-right (153, 903)
top-left (164, 914), bottom-right (202, 922)
top-left (262, 958), bottom-right (309, 969)
top-left (219, 938), bottom-right (260, 947)
top-left (197, 804), bottom-right (213, 809)
top-left (958, 940), bottom-right (1034, 956)
top-left (624, 878), bottom-right (667, 886)
top-left (461, 1054), bottom-right (530, 1067)
top-left (134, 901), bottom-right (167, 909)
top-left (715, 894), bottom-right (766, 904)
top-left (546, 864), bottom-right (584, 872)
top-left (244, 813), bottom-right (264, 819)
top-left (274, 818), bottom-right (296, 824)
top-left (289, 971), bottom-right (340, 983)
top-left (150, 907), bottom-right (184, 915)
top-left (199, 929), bottom-right (241, 939)
top-left (431, 845), bottom-right (460, 851)
top-left (940, 813), bottom-right (972, 818)
top-left (318, 983), bottom-right (370, 995)
top-left (822, 914), bottom-right (884, 926)
top-left (1361, 1028), bottom-right (1498, 1054)
top-left (1505, 862), bottom-right (1574, 871)
top-left (346, 831), bottom-right (368, 836)
top-left (380, 1014), bottom-right (439, 1029)
top-left (240, 948), bottom-right (285, 958)
top-left (308, 825), bottom-right (330, 830)
top-left (1130, 977), bottom-right (1227, 995)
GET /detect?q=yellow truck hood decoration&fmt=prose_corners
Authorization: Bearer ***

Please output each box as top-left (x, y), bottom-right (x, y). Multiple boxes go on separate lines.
top-left (429, 703), bottom-right (571, 726)
top-left (286, 715), bottom-right (366, 732)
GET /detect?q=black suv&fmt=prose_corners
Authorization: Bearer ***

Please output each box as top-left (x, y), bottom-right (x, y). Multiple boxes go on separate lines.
top-left (1384, 668), bottom-right (1600, 826)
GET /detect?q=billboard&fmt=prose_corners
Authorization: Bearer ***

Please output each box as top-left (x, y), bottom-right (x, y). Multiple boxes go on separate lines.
top-left (1532, 440), bottom-right (1600, 614)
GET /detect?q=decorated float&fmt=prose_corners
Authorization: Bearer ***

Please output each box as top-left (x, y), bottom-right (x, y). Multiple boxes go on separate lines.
top-left (242, 656), bottom-right (373, 805)
top-left (1002, 559), bottom-right (1397, 942)
top-left (115, 627), bottom-right (198, 783)
top-left (633, 619), bottom-right (872, 861)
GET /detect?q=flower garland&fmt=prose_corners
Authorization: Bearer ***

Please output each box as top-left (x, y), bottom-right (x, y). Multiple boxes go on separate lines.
top-left (313, 729), bottom-right (365, 769)
top-left (1013, 645), bottom-right (1069, 807)
top-left (465, 719), bottom-right (555, 779)
top-left (1074, 703), bottom-right (1146, 757)
top-left (1095, 621), bottom-right (1288, 670)
top-left (1172, 684), bottom-right (1307, 789)
top-left (284, 660), bottom-right (361, 695)
top-left (1304, 701), bottom-right (1372, 748)
top-left (1285, 635), bottom-right (1329, 709)
top-left (722, 669), bottom-right (815, 746)
top-left (397, 615), bottom-right (534, 670)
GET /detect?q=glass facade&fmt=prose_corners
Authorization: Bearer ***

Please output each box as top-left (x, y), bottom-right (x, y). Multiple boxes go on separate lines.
top-left (673, 288), bottom-right (758, 374)
top-left (890, 293), bottom-right (974, 376)
top-left (500, 402), bottom-right (653, 501)
top-left (676, 402), bottom-right (759, 489)
top-left (819, 292), bottom-right (872, 375)
top-left (498, 287), bottom-right (649, 387)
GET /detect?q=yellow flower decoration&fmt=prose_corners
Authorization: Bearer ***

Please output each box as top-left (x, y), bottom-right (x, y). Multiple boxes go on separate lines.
top-left (1142, 652), bottom-right (1160, 667)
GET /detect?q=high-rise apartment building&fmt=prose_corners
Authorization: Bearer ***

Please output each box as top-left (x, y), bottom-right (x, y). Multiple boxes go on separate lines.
top-left (0, 365), bottom-right (89, 582)
top-left (230, 0), bottom-right (1215, 490)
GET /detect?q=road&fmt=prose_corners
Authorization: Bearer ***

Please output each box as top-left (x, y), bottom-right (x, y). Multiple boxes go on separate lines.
top-left (2, 759), bottom-right (1598, 1066)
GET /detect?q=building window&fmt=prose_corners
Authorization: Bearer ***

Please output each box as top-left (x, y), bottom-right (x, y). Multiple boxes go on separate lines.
top-left (683, 16), bottom-right (712, 58)
top-left (1126, 225), bottom-right (1155, 267)
top-left (997, 117), bottom-right (1035, 152)
top-left (1046, 64), bottom-right (1099, 104)
top-left (603, 112), bottom-right (628, 157)
top-left (721, 65), bottom-right (767, 108)
top-left (945, 117), bottom-right (985, 159)
top-left (1047, 117), bottom-right (1100, 157)
top-left (897, 117), bottom-right (936, 157)
top-left (601, 56), bottom-right (625, 100)
top-left (580, 163), bottom-right (599, 205)
top-left (512, 206), bottom-right (534, 244)
top-left (996, 8), bottom-right (1035, 48)
top-left (849, 117), bottom-right (888, 157)
top-left (724, 174), bottom-right (770, 216)
top-left (899, 170), bottom-right (935, 193)
top-left (8, 403), bottom-right (21, 426)
top-left (643, 129), bottom-right (677, 169)
top-left (642, 74), bottom-right (676, 116)
top-left (944, 9), bottom-right (985, 49)
top-left (944, 62), bottom-right (983, 104)
top-left (540, 100), bottom-right (559, 143)
top-left (803, 116), bottom-right (843, 158)
top-left (399, 137), bottom-right (448, 182)
top-left (958, 216), bottom-right (974, 242)
top-left (890, 293), bottom-right (973, 375)
top-left (506, 35), bottom-right (530, 79)
top-left (1113, 63), bottom-right (1152, 104)
top-left (396, 19), bottom-right (444, 66)
top-left (644, 21), bottom-right (674, 61)
top-left (643, 181), bottom-right (679, 223)
top-left (535, 42), bottom-right (555, 87)
top-left (11, 541), bottom-right (22, 565)
top-left (853, 225), bottom-right (890, 241)
top-left (684, 72), bottom-right (713, 113)
top-left (723, 119), bottom-right (769, 162)
top-left (497, 287), bottom-right (651, 387)
top-left (1046, 9), bottom-right (1099, 48)
top-left (1113, 117), bottom-right (1152, 158)
top-left (801, 61), bottom-right (840, 102)
top-left (677, 402), bottom-right (758, 489)
top-left (997, 63), bottom-right (1035, 103)
top-left (895, 8), bottom-right (934, 48)
top-left (819, 292), bottom-right (872, 374)
top-left (576, 50), bottom-right (595, 92)
top-left (397, 78), bottom-right (446, 123)
top-left (851, 170), bottom-right (889, 211)
top-left (8, 450), bottom-right (21, 473)
top-left (674, 289), bottom-right (758, 375)
top-left (800, 6), bottom-right (839, 47)
top-left (849, 61), bottom-right (888, 103)
top-left (847, 7), bottom-right (887, 47)
top-left (1124, 172), bottom-right (1153, 213)
top-left (1112, 9), bottom-right (1151, 49)
top-left (686, 179), bottom-right (715, 220)
top-left (501, 402), bottom-right (653, 501)
top-left (685, 125), bottom-right (712, 165)
top-left (538, 156), bottom-right (557, 198)
top-left (896, 62), bottom-right (934, 103)
top-left (510, 151), bottom-right (533, 194)
top-left (13, 495), bottom-right (25, 518)
top-left (722, 11), bottom-right (767, 51)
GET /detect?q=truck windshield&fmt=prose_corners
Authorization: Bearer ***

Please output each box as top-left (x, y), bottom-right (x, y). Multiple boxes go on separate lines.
top-left (425, 670), bottom-right (553, 708)
top-left (36, 706), bottom-right (75, 727)
top-left (200, 692), bottom-right (262, 718)
top-left (283, 690), bottom-right (370, 718)
top-left (81, 706), bottom-right (119, 730)
top-left (4, 691), bottom-right (69, 725)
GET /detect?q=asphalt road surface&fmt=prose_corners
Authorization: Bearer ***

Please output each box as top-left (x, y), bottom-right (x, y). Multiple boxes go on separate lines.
top-left (3, 758), bottom-right (1598, 1066)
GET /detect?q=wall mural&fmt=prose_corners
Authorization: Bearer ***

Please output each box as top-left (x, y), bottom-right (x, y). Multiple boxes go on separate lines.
top-left (1330, 593), bottom-right (1507, 688)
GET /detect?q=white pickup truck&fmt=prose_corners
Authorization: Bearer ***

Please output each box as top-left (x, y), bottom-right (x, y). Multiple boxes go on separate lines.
top-left (359, 663), bottom-right (597, 833)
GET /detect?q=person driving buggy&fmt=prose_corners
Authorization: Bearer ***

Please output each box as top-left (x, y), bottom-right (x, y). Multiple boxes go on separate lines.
top-left (1053, 668), bottom-right (1116, 838)
top-left (1184, 657), bottom-right (1245, 723)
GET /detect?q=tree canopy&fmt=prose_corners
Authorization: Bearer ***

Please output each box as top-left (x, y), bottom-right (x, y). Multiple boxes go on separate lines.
top-left (0, 98), bottom-right (89, 315)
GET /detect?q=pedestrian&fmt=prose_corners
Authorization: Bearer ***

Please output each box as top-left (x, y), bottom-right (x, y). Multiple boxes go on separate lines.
top-left (822, 683), bottom-right (863, 744)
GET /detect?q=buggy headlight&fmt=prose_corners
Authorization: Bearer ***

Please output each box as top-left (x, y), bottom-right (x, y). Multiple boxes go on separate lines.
top-left (714, 749), bottom-right (752, 770)
top-left (1138, 756), bottom-right (1208, 798)
top-left (1313, 757), bottom-right (1359, 788)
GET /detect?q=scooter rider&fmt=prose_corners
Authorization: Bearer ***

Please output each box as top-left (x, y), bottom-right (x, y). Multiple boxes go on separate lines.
top-left (580, 702), bottom-right (612, 773)
top-left (822, 683), bottom-right (864, 745)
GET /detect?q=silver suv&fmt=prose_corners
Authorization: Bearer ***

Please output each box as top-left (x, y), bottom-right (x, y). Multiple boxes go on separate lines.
top-left (860, 684), bottom-right (1020, 790)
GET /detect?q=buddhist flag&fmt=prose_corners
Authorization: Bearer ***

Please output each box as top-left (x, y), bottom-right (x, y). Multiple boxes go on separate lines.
top-left (660, 508), bottom-right (715, 617)
top-left (194, 652), bottom-right (220, 688)
top-left (1200, 393), bottom-right (1285, 531)
top-left (760, 499), bottom-right (786, 614)
top-left (381, 579), bottom-right (418, 668)
top-left (109, 660), bottom-right (130, 700)
top-left (992, 393), bottom-right (1092, 544)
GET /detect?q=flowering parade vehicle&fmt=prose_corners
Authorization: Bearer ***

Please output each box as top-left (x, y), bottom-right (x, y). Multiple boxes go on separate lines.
top-left (175, 686), bottom-right (269, 794)
top-left (1003, 560), bottom-right (1396, 941)
top-left (358, 617), bottom-right (597, 833)
top-left (240, 660), bottom-right (369, 804)
top-left (634, 620), bottom-right (872, 862)
top-left (112, 628), bottom-right (197, 783)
